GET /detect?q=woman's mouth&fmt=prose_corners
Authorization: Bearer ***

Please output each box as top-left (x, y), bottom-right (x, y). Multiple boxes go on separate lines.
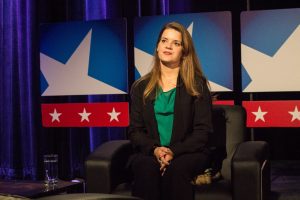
top-left (163, 51), bottom-right (172, 55)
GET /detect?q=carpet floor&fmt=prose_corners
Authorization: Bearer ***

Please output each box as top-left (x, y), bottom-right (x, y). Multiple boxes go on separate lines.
top-left (270, 160), bottom-right (300, 200)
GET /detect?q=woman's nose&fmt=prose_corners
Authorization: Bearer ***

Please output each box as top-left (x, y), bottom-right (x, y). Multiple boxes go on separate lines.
top-left (165, 41), bottom-right (172, 49)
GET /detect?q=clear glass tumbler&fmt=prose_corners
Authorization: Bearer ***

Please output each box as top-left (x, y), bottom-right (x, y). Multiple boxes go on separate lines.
top-left (44, 154), bottom-right (58, 185)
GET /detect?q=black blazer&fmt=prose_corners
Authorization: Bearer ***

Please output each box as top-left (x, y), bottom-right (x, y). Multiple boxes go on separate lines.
top-left (128, 76), bottom-right (213, 157)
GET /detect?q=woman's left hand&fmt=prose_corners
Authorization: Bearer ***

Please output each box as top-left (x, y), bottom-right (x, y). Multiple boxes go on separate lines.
top-left (159, 148), bottom-right (174, 175)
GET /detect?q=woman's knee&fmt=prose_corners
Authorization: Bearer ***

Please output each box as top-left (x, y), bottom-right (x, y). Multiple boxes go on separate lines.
top-left (132, 155), bottom-right (160, 175)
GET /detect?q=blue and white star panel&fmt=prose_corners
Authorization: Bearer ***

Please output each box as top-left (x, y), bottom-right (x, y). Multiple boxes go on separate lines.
top-left (134, 12), bottom-right (233, 92)
top-left (40, 19), bottom-right (128, 96)
top-left (241, 8), bottom-right (300, 92)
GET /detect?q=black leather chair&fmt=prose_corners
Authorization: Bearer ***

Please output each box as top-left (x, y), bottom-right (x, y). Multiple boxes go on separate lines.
top-left (85, 105), bottom-right (270, 200)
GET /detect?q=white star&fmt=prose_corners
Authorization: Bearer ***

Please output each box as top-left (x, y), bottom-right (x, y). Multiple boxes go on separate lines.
top-left (49, 109), bottom-right (62, 122)
top-left (134, 22), bottom-right (231, 92)
top-left (107, 107), bottom-right (121, 122)
top-left (252, 106), bottom-right (268, 122)
top-left (78, 108), bottom-right (91, 122)
top-left (288, 106), bottom-right (300, 122)
top-left (40, 29), bottom-right (126, 96)
top-left (242, 25), bottom-right (300, 92)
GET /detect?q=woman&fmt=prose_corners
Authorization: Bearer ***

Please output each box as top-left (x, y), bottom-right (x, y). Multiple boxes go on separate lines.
top-left (128, 22), bottom-right (213, 200)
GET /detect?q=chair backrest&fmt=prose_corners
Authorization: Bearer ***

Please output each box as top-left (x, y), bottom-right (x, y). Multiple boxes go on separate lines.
top-left (210, 105), bottom-right (247, 181)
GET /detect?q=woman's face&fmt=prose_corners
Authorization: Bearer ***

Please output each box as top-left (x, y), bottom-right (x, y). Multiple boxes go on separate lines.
top-left (157, 28), bottom-right (183, 68)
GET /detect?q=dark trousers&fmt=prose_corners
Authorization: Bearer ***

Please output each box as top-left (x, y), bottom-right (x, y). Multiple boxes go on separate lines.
top-left (131, 152), bottom-right (209, 200)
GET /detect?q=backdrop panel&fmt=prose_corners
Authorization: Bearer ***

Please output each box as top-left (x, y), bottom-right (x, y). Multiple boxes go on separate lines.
top-left (134, 12), bottom-right (233, 92)
top-left (241, 8), bottom-right (300, 92)
top-left (40, 19), bottom-right (128, 96)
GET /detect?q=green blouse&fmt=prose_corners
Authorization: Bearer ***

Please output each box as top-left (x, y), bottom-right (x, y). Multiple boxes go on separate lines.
top-left (154, 87), bottom-right (176, 146)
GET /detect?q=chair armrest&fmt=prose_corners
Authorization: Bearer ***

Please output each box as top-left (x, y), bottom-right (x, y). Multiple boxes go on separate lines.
top-left (85, 140), bottom-right (132, 193)
top-left (232, 141), bottom-right (270, 200)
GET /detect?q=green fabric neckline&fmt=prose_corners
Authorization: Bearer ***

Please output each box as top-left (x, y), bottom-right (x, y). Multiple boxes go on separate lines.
top-left (154, 87), bottom-right (176, 146)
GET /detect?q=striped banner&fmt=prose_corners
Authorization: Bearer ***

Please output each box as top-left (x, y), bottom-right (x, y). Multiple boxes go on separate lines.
top-left (42, 102), bottom-right (129, 127)
top-left (242, 100), bottom-right (300, 127)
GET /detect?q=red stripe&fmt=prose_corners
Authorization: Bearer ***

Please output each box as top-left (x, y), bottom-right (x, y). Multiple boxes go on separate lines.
top-left (41, 102), bottom-right (129, 127)
top-left (213, 100), bottom-right (235, 105)
top-left (242, 100), bottom-right (300, 127)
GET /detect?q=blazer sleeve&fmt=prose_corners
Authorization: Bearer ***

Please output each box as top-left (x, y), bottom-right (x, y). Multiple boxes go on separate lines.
top-left (128, 82), bottom-right (159, 155)
top-left (170, 83), bottom-right (213, 157)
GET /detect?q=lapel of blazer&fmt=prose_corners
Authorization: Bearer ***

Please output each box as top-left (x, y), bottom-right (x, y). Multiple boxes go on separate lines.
top-left (145, 91), bottom-right (161, 142)
top-left (170, 77), bottom-right (184, 145)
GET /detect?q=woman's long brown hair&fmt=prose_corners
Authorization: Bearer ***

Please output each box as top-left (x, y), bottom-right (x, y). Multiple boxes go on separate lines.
top-left (134, 22), bottom-right (208, 103)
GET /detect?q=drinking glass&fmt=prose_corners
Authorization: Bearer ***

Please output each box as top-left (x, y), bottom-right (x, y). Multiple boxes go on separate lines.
top-left (44, 154), bottom-right (58, 185)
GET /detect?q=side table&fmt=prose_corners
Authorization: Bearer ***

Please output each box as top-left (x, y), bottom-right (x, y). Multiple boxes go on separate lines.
top-left (36, 193), bottom-right (142, 200)
top-left (0, 179), bottom-right (84, 199)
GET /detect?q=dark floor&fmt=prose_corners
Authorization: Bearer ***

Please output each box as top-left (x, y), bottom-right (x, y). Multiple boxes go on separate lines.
top-left (270, 160), bottom-right (300, 200)
top-left (0, 160), bottom-right (299, 200)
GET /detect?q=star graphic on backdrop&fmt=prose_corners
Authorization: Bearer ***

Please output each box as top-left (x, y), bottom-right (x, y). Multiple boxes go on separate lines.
top-left (78, 108), bottom-right (91, 122)
top-left (49, 109), bottom-right (62, 122)
top-left (252, 106), bottom-right (268, 122)
top-left (242, 25), bottom-right (300, 92)
top-left (134, 22), bottom-right (231, 92)
top-left (40, 29), bottom-right (126, 96)
top-left (107, 107), bottom-right (121, 122)
top-left (288, 106), bottom-right (300, 122)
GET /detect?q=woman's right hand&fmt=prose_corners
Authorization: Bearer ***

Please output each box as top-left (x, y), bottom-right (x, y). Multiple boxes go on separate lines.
top-left (153, 147), bottom-right (174, 175)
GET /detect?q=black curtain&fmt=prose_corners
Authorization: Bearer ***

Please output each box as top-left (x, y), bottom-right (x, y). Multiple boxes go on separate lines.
top-left (1, 0), bottom-right (300, 181)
